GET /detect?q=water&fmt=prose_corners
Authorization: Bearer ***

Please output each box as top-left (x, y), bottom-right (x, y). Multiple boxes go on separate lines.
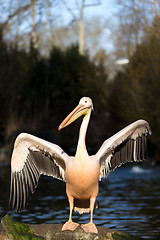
top-left (0, 162), bottom-right (160, 239)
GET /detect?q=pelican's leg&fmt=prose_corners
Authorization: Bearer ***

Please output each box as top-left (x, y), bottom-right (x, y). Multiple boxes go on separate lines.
top-left (62, 197), bottom-right (79, 232)
top-left (81, 197), bottom-right (98, 234)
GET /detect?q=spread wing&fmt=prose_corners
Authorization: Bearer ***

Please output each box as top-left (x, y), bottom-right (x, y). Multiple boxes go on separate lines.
top-left (96, 120), bottom-right (151, 180)
top-left (9, 133), bottom-right (70, 212)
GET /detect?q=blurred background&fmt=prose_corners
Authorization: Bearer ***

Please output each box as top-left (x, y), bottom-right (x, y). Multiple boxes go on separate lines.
top-left (0, 0), bottom-right (160, 239)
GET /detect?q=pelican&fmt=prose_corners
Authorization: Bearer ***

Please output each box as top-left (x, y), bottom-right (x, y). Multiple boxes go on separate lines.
top-left (9, 97), bottom-right (151, 234)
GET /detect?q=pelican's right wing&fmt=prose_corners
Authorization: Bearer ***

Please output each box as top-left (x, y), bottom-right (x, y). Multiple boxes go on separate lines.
top-left (9, 133), bottom-right (70, 212)
top-left (96, 120), bottom-right (151, 180)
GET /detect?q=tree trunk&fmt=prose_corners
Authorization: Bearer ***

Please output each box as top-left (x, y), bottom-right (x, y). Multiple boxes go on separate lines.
top-left (79, 0), bottom-right (85, 55)
top-left (31, 0), bottom-right (38, 49)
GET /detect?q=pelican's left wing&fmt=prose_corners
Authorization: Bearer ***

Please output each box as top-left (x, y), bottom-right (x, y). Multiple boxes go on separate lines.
top-left (95, 120), bottom-right (151, 180)
top-left (9, 133), bottom-right (70, 212)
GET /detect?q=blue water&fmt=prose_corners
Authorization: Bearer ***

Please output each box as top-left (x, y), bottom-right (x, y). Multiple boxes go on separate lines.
top-left (0, 162), bottom-right (160, 239)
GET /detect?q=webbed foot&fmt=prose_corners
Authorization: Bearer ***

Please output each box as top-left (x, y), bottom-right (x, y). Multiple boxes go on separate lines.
top-left (81, 222), bottom-right (98, 234)
top-left (62, 220), bottom-right (79, 232)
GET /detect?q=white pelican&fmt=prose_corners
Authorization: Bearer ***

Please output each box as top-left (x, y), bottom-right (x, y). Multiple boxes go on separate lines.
top-left (9, 97), bottom-right (151, 234)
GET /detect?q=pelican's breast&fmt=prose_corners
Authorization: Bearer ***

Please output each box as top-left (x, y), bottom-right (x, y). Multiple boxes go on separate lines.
top-left (66, 155), bottom-right (99, 199)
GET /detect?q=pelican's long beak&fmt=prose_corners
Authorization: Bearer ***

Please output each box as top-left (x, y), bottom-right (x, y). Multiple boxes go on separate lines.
top-left (58, 104), bottom-right (89, 131)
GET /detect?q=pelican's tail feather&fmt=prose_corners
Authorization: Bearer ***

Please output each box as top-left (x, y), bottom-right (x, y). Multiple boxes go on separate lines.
top-left (74, 198), bottom-right (98, 215)
top-left (74, 206), bottom-right (90, 214)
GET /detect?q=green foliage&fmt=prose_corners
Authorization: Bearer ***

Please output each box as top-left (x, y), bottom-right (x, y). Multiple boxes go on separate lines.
top-left (48, 45), bottom-right (108, 113)
top-left (108, 27), bottom-right (160, 159)
top-left (0, 40), bottom-right (108, 148)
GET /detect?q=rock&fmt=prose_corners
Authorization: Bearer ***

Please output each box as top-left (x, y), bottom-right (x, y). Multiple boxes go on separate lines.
top-left (1, 215), bottom-right (43, 240)
top-left (1, 215), bottom-right (143, 240)
top-left (0, 223), bottom-right (7, 240)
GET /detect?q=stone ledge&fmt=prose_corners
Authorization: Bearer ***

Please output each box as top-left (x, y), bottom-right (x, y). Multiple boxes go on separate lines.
top-left (1, 215), bottom-right (144, 240)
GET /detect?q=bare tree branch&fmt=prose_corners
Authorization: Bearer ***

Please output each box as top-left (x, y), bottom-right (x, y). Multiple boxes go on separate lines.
top-left (61, 0), bottom-right (78, 23)
top-left (2, 4), bottom-right (31, 29)
top-left (84, 1), bottom-right (101, 7)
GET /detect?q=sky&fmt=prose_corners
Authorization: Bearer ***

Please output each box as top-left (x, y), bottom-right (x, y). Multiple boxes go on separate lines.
top-left (55, 0), bottom-right (120, 53)
top-left (57, 0), bottom-right (118, 23)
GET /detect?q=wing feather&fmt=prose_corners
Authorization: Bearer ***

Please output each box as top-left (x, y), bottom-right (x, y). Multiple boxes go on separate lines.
top-left (23, 166), bottom-right (29, 208)
top-left (9, 132), bottom-right (70, 212)
top-left (12, 173), bottom-right (16, 210)
top-left (21, 170), bottom-right (26, 209)
top-left (96, 120), bottom-right (151, 180)
top-left (17, 173), bottom-right (22, 212)
top-left (10, 173), bottom-right (16, 210)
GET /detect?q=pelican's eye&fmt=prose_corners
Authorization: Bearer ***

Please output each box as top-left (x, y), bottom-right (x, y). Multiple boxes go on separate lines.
top-left (85, 100), bottom-right (87, 104)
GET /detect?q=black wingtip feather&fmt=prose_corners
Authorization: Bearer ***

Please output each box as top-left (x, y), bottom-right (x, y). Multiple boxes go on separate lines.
top-left (102, 133), bottom-right (149, 178)
top-left (25, 161), bottom-right (35, 193)
top-left (11, 173), bottom-right (17, 211)
top-left (9, 173), bottom-right (13, 208)
top-left (9, 144), bottom-right (66, 212)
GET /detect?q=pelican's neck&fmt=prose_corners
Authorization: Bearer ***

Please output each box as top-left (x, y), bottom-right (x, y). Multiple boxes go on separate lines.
top-left (75, 110), bottom-right (91, 158)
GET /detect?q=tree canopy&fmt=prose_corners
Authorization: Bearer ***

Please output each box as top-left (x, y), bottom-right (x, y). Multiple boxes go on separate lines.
top-left (108, 18), bottom-right (160, 160)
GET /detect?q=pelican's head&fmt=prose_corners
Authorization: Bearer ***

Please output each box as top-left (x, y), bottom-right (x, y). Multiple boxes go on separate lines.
top-left (58, 97), bottom-right (93, 131)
